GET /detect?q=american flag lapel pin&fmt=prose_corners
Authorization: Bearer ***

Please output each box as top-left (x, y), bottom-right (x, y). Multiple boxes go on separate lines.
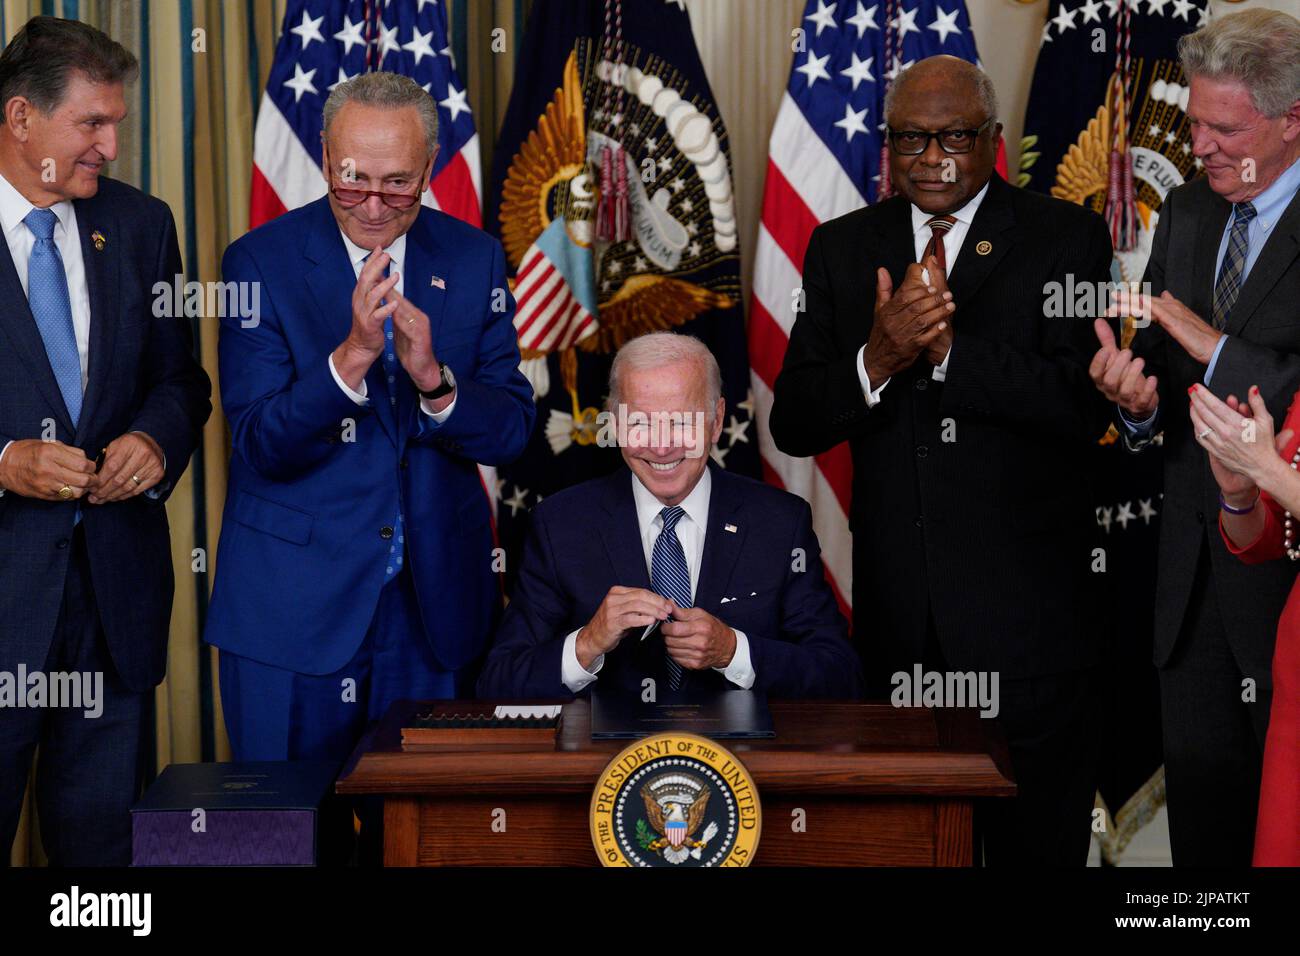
top-left (91, 230), bottom-right (106, 251)
top-left (430, 275), bottom-right (445, 290)
top-left (724, 523), bottom-right (737, 533)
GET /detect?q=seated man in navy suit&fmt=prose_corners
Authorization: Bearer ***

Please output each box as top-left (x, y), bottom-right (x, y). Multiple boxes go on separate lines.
top-left (479, 332), bottom-right (861, 700)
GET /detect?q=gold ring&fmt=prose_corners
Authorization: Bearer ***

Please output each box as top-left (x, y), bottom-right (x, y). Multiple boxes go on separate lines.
top-left (58, 485), bottom-right (73, 499)
top-left (131, 474), bottom-right (142, 485)
top-left (406, 317), bottom-right (416, 324)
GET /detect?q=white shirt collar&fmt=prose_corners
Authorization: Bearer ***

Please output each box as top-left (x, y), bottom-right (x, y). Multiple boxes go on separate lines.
top-left (910, 177), bottom-right (991, 236)
top-left (337, 225), bottom-right (406, 270)
top-left (0, 169), bottom-right (73, 241)
top-left (631, 463), bottom-right (712, 536)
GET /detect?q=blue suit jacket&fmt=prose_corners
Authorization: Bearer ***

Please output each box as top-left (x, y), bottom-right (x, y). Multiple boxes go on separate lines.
top-left (477, 463), bottom-right (863, 699)
top-left (205, 198), bottom-right (534, 674)
top-left (0, 177), bottom-right (211, 692)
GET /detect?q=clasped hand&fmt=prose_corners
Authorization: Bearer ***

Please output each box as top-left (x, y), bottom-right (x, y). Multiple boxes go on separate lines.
top-left (335, 247), bottom-right (444, 395)
top-left (862, 256), bottom-right (954, 384)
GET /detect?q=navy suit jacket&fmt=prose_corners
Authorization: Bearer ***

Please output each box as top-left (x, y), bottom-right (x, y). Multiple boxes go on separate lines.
top-left (205, 198), bottom-right (534, 675)
top-left (0, 177), bottom-right (211, 692)
top-left (477, 463), bottom-right (863, 699)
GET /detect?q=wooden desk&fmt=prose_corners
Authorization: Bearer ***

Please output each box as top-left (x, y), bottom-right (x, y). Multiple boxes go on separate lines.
top-left (337, 699), bottom-right (1016, 866)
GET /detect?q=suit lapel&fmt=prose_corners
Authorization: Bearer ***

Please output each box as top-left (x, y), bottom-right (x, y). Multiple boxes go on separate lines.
top-left (693, 464), bottom-right (746, 610)
top-left (74, 196), bottom-right (119, 446)
top-left (1191, 190), bottom-right (1231, 318)
top-left (870, 196), bottom-right (915, 288)
top-left (1225, 187), bottom-right (1300, 336)
top-left (598, 470), bottom-right (653, 591)
top-left (302, 200), bottom-right (397, 447)
top-left (945, 174), bottom-right (1017, 307)
top-left (0, 213), bottom-right (75, 435)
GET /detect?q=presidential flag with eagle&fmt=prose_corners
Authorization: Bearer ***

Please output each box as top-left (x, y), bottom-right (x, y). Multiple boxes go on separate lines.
top-left (488, 0), bottom-right (759, 580)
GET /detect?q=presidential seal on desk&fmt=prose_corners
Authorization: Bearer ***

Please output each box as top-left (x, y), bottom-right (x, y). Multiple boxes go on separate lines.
top-left (590, 732), bottom-right (761, 867)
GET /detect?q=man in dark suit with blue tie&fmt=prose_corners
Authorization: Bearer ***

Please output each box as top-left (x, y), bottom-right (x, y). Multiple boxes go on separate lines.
top-left (207, 72), bottom-right (534, 775)
top-left (478, 332), bottom-right (861, 701)
top-left (0, 17), bottom-right (212, 865)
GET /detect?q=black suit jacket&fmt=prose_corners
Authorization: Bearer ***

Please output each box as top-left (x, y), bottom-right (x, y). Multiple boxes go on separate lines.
top-left (0, 177), bottom-right (211, 692)
top-left (476, 463), bottom-right (863, 700)
top-left (770, 173), bottom-right (1113, 684)
top-left (1126, 175), bottom-right (1300, 670)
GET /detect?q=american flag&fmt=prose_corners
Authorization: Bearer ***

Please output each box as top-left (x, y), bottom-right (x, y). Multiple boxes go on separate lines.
top-left (250, 0), bottom-right (482, 230)
top-left (749, 0), bottom-right (1000, 618)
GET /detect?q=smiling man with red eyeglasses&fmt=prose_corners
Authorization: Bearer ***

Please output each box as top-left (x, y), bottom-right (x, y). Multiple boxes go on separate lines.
top-left (207, 71), bottom-right (534, 858)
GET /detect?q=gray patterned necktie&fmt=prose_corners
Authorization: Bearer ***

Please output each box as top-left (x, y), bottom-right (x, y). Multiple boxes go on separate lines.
top-left (650, 506), bottom-right (690, 691)
top-left (1211, 201), bottom-right (1257, 330)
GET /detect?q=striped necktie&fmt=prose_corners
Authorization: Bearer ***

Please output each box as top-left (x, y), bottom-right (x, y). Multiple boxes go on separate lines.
top-left (650, 505), bottom-right (691, 691)
top-left (1211, 201), bottom-right (1257, 330)
top-left (922, 214), bottom-right (957, 274)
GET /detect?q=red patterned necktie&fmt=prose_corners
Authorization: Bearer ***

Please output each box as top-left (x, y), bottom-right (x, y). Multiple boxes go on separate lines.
top-left (923, 215), bottom-right (957, 273)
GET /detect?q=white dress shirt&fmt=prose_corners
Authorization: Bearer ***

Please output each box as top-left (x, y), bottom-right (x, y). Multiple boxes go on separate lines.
top-left (561, 466), bottom-right (756, 692)
top-left (856, 179), bottom-right (991, 404)
top-left (328, 227), bottom-right (456, 422)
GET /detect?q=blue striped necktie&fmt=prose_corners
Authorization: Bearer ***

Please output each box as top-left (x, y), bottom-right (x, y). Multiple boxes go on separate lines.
top-left (1211, 201), bottom-right (1257, 330)
top-left (24, 208), bottom-right (81, 426)
top-left (650, 505), bottom-right (691, 691)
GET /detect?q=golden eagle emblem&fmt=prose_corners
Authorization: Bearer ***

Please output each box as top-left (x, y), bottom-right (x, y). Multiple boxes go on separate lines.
top-left (499, 43), bottom-right (740, 456)
top-left (638, 773), bottom-right (719, 865)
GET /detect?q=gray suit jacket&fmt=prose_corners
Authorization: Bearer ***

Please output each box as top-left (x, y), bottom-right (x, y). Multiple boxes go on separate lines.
top-left (1127, 175), bottom-right (1300, 671)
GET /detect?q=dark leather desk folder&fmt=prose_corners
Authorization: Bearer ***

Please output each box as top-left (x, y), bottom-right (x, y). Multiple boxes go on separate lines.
top-left (589, 687), bottom-right (776, 739)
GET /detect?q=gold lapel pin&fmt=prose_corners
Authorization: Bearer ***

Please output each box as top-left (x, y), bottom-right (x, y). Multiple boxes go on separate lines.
top-left (91, 230), bottom-right (106, 251)
top-left (975, 240), bottom-right (992, 256)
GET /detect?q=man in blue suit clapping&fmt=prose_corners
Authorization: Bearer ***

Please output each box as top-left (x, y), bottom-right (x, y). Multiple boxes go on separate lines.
top-left (207, 72), bottom-right (534, 772)
top-left (478, 332), bottom-right (861, 701)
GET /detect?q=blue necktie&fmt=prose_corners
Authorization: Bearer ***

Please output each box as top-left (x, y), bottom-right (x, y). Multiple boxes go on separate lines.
top-left (367, 255), bottom-right (405, 584)
top-left (1211, 201), bottom-right (1256, 330)
top-left (650, 506), bottom-right (691, 691)
top-left (24, 208), bottom-right (81, 426)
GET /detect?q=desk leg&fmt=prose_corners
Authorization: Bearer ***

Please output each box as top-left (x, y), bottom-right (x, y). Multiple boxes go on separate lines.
top-left (935, 800), bottom-right (973, 866)
top-left (384, 798), bottom-right (421, 867)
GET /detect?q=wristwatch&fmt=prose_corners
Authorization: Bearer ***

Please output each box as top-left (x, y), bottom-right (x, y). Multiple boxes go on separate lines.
top-left (418, 363), bottom-right (456, 400)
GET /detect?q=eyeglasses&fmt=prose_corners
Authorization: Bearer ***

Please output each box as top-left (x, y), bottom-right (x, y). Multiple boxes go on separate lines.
top-left (328, 178), bottom-right (423, 209)
top-left (887, 119), bottom-right (994, 155)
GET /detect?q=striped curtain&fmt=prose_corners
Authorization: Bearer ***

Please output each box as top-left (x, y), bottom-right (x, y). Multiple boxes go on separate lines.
top-left (6, 0), bottom-right (528, 867)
